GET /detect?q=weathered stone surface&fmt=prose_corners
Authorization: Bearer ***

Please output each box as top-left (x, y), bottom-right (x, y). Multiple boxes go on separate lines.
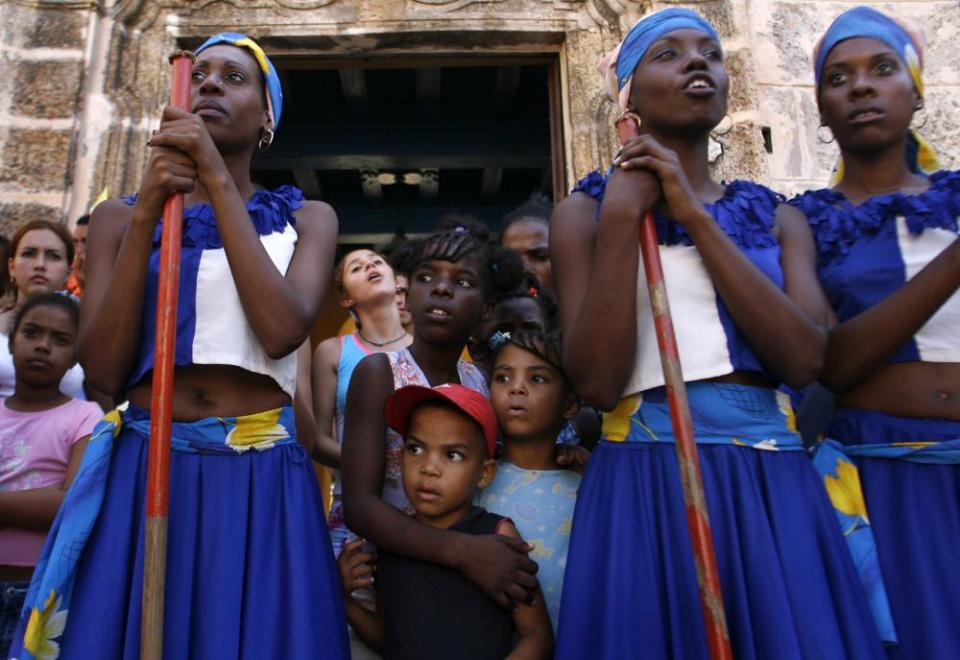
top-left (759, 85), bottom-right (836, 192)
top-left (0, 0), bottom-right (956, 214)
top-left (725, 47), bottom-right (757, 115)
top-left (1, 5), bottom-right (88, 50)
top-left (713, 120), bottom-right (770, 186)
top-left (922, 89), bottom-right (960, 171)
top-left (0, 203), bottom-right (63, 236)
top-left (12, 60), bottom-right (85, 119)
top-left (0, 128), bottom-right (74, 192)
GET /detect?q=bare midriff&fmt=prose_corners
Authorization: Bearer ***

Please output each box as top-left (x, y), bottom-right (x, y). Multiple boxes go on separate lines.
top-left (127, 364), bottom-right (289, 422)
top-left (837, 361), bottom-right (960, 421)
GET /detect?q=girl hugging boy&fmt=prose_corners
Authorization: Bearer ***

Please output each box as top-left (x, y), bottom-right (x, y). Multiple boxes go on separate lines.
top-left (339, 383), bottom-right (553, 660)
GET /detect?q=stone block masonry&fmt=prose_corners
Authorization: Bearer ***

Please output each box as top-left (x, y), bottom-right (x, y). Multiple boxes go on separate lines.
top-left (0, 2), bottom-right (91, 237)
top-left (0, 0), bottom-right (957, 237)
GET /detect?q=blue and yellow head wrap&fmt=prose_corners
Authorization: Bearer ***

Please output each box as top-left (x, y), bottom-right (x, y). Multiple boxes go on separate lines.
top-left (599, 8), bottom-right (720, 111)
top-left (813, 6), bottom-right (938, 182)
top-left (196, 32), bottom-right (284, 130)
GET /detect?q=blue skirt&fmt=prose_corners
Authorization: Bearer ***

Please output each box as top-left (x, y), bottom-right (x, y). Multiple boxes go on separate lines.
top-left (827, 409), bottom-right (960, 660)
top-left (556, 384), bottom-right (883, 659)
top-left (11, 404), bottom-right (349, 659)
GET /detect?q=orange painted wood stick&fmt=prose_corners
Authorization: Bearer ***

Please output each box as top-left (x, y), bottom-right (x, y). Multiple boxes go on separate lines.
top-left (141, 50), bottom-right (194, 660)
top-left (617, 113), bottom-right (733, 660)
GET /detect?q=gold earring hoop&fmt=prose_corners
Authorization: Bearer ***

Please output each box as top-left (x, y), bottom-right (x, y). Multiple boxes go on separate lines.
top-left (258, 128), bottom-right (274, 152)
top-left (817, 124), bottom-right (835, 144)
top-left (912, 100), bottom-right (928, 130)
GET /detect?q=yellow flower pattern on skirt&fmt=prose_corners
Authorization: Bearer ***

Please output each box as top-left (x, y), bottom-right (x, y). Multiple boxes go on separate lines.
top-left (23, 590), bottom-right (67, 660)
top-left (10, 403), bottom-right (300, 659)
top-left (823, 458), bottom-right (870, 531)
top-left (601, 394), bottom-right (643, 442)
top-left (224, 408), bottom-right (289, 451)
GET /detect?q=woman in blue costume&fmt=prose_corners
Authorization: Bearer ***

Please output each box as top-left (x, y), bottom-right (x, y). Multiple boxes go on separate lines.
top-left (9, 34), bottom-right (349, 659)
top-left (551, 9), bottom-right (884, 659)
top-left (790, 7), bottom-right (960, 658)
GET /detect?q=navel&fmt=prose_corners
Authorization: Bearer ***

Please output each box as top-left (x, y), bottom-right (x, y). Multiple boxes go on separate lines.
top-left (193, 387), bottom-right (213, 407)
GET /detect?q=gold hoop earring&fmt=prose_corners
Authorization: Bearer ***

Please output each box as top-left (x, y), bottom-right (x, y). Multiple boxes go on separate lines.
top-left (817, 124), bottom-right (835, 144)
top-left (259, 128), bottom-right (274, 152)
top-left (912, 101), bottom-right (928, 130)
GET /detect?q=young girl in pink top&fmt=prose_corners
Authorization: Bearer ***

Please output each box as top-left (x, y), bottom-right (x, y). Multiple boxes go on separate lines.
top-left (0, 294), bottom-right (101, 657)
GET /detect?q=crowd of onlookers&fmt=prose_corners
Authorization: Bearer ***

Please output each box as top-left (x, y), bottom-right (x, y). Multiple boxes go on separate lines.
top-left (0, 191), bottom-right (590, 659)
top-left (4, 5), bottom-right (960, 657)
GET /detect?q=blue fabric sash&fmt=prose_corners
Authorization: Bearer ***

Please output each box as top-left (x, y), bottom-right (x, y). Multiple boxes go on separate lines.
top-left (15, 403), bottom-right (297, 660)
top-left (810, 436), bottom-right (960, 644)
top-left (602, 381), bottom-right (805, 451)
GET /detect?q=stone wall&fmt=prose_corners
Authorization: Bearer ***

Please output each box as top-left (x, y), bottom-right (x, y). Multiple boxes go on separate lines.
top-left (0, 0), bottom-right (957, 235)
top-left (0, 1), bottom-right (93, 235)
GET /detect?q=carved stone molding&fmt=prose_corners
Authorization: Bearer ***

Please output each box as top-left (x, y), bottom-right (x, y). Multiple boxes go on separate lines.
top-left (84, 0), bottom-right (664, 201)
top-left (0, 0), bottom-right (97, 8)
top-left (411, 0), bottom-right (505, 7)
top-left (585, 0), bottom-right (648, 31)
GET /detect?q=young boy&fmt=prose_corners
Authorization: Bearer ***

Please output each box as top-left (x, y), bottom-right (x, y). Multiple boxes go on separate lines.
top-left (338, 383), bottom-right (553, 660)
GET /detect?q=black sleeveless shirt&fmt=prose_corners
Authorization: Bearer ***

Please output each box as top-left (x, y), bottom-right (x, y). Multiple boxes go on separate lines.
top-left (378, 507), bottom-right (515, 660)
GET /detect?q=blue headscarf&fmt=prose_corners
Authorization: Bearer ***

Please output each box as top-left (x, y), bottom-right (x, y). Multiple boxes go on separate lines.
top-left (601, 8), bottom-right (720, 111)
top-left (814, 7), bottom-right (923, 93)
top-left (813, 7), bottom-right (938, 182)
top-left (196, 32), bottom-right (284, 130)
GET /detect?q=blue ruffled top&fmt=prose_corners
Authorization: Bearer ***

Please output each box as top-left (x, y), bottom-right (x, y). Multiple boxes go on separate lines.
top-left (571, 170), bottom-right (785, 384)
top-left (572, 171), bottom-right (781, 249)
top-left (788, 170), bottom-right (960, 269)
top-left (789, 170), bottom-right (960, 365)
top-left (122, 185), bottom-right (304, 395)
top-left (123, 185), bottom-right (303, 249)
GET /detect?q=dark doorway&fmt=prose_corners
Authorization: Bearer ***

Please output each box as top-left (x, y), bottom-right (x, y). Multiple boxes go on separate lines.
top-left (252, 56), bottom-right (561, 248)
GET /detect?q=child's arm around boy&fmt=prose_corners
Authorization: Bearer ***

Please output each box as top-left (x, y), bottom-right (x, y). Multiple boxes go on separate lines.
top-left (338, 528), bottom-right (553, 660)
top-left (338, 538), bottom-right (384, 653)
top-left (497, 519), bottom-right (554, 659)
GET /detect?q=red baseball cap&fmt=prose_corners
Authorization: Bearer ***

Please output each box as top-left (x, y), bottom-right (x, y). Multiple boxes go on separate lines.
top-left (384, 384), bottom-right (498, 459)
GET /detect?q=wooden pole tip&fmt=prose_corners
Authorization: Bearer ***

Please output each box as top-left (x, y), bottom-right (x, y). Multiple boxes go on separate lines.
top-left (169, 50), bottom-right (196, 64)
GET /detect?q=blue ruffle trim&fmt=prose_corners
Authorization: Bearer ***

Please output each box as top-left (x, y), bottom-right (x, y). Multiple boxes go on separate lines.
top-left (788, 170), bottom-right (960, 265)
top-left (123, 185), bottom-right (303, 249)
top-left (571, 171), bottom-right (780, 249)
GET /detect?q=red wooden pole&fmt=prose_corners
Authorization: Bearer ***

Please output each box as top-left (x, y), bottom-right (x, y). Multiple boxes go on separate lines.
top-left (141, 50), bottom-right (194, 660)
top-left (617, 114), bottom-right (733, 660)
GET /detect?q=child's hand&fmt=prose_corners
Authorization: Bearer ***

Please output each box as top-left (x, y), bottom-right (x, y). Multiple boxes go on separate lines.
top-left (555, 444), bottom-right (590, 474)
top-left (338, 538), bottom-right (377, 595)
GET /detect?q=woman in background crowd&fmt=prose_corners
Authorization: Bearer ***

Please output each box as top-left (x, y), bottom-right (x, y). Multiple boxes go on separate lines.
top-left (0, 220), bottom-right (84, 401)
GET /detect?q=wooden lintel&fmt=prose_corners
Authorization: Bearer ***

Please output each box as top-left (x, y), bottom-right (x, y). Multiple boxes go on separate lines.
top-left (416, 68), bottom-right (442, 113)
top-left (419, 169), bottom-right (439, 200)
top-left (360, 170), bottom-right (383, 201)
top-left (255, 122), bottom-right (550, 171)
top-left (339, 68), bottom-right (369, 116)
top-left (293, 169), bottom-right (323, 198)
top-left (481, 167), bottom-right (503, 202)
top-left (495, 66), bottom-right (521, 115)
